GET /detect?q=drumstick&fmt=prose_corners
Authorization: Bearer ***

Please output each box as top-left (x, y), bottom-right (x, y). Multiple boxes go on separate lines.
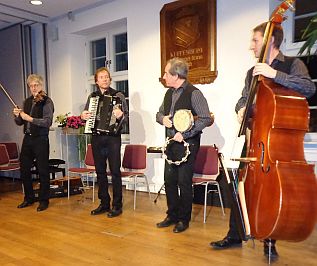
top-left (0, 82), bottom-right (18, 108)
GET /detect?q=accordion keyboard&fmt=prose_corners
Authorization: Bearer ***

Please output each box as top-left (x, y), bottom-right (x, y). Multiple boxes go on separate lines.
top-left (84, 96), bottom-right (99, 134)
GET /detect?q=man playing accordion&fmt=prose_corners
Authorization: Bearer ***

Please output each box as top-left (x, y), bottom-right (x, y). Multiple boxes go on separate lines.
top-left (81, 67), bottom-right (128, 218)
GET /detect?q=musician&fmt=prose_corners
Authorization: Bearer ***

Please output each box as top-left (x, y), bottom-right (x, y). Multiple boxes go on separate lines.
top-left (13, 74), bottom-right (54, 212)
top-left (156, 57), bottom-right (212, 233)
top-left (210, 22), bottom-right (316, 258)
top-left (81, 67), bottom-right (128, 218)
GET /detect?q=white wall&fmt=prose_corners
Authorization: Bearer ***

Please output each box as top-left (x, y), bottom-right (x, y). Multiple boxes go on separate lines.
top-left (48, 0), bottom-right (272, 164)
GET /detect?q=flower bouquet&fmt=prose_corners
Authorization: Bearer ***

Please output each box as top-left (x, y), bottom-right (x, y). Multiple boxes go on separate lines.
top-left (66, 115), bottom-right (85, 129)
top-left (55, 113), bottom-right (69, 128)
top-left (55, 113), bottom-right (85, 133)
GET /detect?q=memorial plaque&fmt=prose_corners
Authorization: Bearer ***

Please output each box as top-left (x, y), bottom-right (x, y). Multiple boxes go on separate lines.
top-left (160, 0), bottom-right (217, 85)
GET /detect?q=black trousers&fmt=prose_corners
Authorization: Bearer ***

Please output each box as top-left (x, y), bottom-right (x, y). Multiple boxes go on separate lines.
top-left (91, 134), bottom-right (122, 209)
top-left (164, 137), bottom-right (200, 223)
top-left (20, 135), bottom-right (50, 203)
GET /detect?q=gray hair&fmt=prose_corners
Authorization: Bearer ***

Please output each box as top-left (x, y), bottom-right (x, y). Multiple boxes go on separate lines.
top-left (27, 74), bottom-right (44, 87)
top-left (167, 57), bottom-right (188, 79)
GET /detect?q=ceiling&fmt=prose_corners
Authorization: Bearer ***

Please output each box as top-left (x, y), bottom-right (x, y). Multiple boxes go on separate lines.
top-left (0, 0), bottom-right (114, 31)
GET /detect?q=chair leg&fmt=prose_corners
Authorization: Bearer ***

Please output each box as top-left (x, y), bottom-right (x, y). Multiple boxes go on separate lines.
top-left (83, 174), bottom-right (88, 189)
top-left (133, 175), bottom-right (137, 210)
top-left (92, 173), bottom-right (95, 202)
top-left (204, 183), bottom-right (208, 223)
top-left (144, 175), bottom-right (151, 199)
top-left (216, 182), bottom-right (225, 216)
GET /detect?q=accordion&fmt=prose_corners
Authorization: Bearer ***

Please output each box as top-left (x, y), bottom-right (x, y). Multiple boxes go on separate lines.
top-left (84, 94), bottom-right (123, 135)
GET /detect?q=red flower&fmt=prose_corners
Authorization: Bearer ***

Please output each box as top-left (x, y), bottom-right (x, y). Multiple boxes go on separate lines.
top-left (66, 116), bottom-right (85, 129)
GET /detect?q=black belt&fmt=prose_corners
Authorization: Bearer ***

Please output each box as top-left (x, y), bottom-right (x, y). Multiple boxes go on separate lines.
top-left (24, 133), bottom-right (47, 137)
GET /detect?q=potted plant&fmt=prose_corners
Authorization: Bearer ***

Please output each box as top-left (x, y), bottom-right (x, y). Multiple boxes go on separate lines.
top-left (298, 14), bottom-right (317, 56)
top-left (55, 113), bottom-right (88, 163)
top-left (55, 113), bottom-right (69, 128)
top-left (55, 113), bottom-right (85, 134)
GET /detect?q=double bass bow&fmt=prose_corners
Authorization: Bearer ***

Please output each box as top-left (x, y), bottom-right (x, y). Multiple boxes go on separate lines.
top-left (238, 0), bottom-right (317, 241)
top-left (216, 145), bottom-right (251, 241)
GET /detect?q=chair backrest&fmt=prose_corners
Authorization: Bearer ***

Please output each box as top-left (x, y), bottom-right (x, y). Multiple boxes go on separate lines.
top-left (122, 144), bottom-right (147, 170)
top-left (0, 142), bottom-right (19, 160)
top-left (84, 144), bottom-right (95, 167)
top-left (0, 144), bottom-right (10, 165)
top-left (194, 145), bottom-right (219, 175)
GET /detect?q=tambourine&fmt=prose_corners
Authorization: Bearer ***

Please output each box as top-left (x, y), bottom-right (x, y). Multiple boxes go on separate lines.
top-left (173, 109), bottom-right (194, 133)
top-left (162, 137), bottom-right (191, 165)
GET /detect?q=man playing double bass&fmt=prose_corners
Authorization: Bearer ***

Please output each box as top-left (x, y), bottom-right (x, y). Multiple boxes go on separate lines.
top-left (210, 22), bottom-right (316, 258)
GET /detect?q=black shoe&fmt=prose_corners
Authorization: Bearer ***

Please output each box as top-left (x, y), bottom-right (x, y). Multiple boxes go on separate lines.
top-left (210, 236), bottom-right (242, 249)
top-left (17, 200), bottom-right (34, 209)
top-left (91, 204), bottom-right (110, 215)
top-left (107, 208), bottom-right (122, 218)
top-left (156, 217), bottom-right (177, 228)
top-left (264, 242), bottom-right (279, 259)
top-left (37, 201), bottom-right (49, 212)
top-left (173, 221), bottom-right (189, 233)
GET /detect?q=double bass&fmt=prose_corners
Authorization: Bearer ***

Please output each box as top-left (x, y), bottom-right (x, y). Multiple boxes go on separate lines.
top-left (238, 0), bottom-right (317, 241)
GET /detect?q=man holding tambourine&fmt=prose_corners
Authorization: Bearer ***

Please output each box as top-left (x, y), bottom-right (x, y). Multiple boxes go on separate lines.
top-left (156, 57), bottom-right (212, 233)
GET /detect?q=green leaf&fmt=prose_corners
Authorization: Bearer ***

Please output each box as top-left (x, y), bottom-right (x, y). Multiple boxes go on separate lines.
top-left (298, 14), bottom-right (317, 56)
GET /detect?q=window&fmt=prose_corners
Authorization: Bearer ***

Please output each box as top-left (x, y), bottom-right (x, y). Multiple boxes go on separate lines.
top-left (86, 20), bottom-right (129, 137)
top-left (114, 33), bottom-right (128, 72)
top-left (91, 38), bottom-right (107, 73)
top-left (116, 80), bottom-right (129, 134)
top-left (300, 55), bottom-right (317, 132)
top-left (283, 2), bottom-right (317, 50)
top-left (293, 1), bottom-right (317, 42)
top-left (90, 32), bottom-right (128, 75)
top-left (283, 2), bottom-right (317, 132)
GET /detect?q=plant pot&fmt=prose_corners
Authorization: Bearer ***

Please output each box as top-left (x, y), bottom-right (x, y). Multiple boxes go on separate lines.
top-left (62, 127), bottom-right (82, 134)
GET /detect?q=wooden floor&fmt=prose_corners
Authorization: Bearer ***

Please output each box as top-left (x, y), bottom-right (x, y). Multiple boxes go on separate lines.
top-left (0, 178), bottom-right (316, 266)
